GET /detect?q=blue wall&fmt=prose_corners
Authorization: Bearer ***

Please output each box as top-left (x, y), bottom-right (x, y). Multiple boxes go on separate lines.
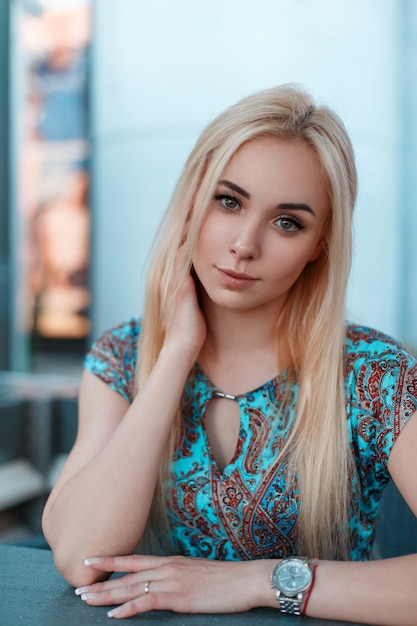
top-left (90, 0), bottom-right (417, 349)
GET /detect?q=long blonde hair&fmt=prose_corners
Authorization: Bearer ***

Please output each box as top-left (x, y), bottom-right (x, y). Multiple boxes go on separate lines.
top-left (138, 84), bottom-right (358, 559)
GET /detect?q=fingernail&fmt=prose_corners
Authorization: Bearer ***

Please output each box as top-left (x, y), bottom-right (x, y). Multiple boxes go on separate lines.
top-left (74, 586), bottom-right (90, 595)
top-left (84, 557), bottom-right (101, 566)
top-left (107, 607), bottom-right (122, 618)
top-left (81, 592), bottom-right (99, 601)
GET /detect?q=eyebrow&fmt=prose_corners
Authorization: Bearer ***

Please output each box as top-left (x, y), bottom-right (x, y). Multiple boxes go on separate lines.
top-left (278, 202), bottom-right (315, 216)
top-left (219, 179), bottom-right (250, 199)
top-left (218, 179), bottom-right (316, 216)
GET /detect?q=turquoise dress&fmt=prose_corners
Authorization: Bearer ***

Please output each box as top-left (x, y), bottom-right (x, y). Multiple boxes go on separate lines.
top-left (84, 319), bottom-right (417, 561)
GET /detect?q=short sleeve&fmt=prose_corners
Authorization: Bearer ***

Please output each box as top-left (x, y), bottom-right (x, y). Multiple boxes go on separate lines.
top-left (84, 318), bottom-right (141, 403)
top-left (346, 326), bottom-right (417, 473)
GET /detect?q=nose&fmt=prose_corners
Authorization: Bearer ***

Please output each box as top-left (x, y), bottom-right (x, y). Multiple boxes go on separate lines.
top-left (229, 221), bottom-right (260, 260)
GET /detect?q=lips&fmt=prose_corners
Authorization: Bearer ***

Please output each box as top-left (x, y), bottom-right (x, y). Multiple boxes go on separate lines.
top-left (216, 267), bottom-right (258, 288)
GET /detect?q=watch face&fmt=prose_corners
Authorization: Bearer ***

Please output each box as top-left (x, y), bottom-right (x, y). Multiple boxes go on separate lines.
top-left (273, 558), bottom-right (312, 596)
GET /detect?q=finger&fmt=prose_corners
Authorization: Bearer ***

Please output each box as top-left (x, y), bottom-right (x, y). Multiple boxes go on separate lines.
top-left (75, 561), bottom-right (168, 598)
top-left (83, 555), bottom-right (142, 572)
top-left (79, 578), bottom-right (153, 607)
top-left (107, 590), bottom-right (175, 619)
top-left (75, 571), bottom-right (146, 596)
top-left (107, 598), bottom-right (150, 619)
top-left (83, 581), bottom-right (166, 617)
top-left (84, 554), bottom-right (170, 572)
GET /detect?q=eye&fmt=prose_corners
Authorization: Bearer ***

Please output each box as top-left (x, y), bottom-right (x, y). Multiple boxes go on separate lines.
top-left (215, 194), bottom-right (241, 211)
top-left (274, 216), bottom-right (305, 233)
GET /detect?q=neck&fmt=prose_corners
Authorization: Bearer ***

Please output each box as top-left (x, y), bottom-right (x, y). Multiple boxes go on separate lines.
top-left (198, 301), bottom-right (285, 395)
top-left (203, 307), bottom-right (277, 353)
top-left (199, 286), bottom-right (286, 359)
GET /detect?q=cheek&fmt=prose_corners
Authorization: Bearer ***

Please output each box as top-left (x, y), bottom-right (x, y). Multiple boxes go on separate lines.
top-left (267, 240), bottom-right (318, 281)
top-left (191, 232), bottom-right (212, 274)
top-left (194, 217), bottom-right (223, 258)
top-left (307, 230), bottom-right (327, 262)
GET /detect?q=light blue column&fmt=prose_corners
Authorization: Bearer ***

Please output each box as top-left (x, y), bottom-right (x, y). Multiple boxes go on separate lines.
top-left (0, 0), bottom-right (10, 369)
top-left (398, 0), bottom-right (417, 351)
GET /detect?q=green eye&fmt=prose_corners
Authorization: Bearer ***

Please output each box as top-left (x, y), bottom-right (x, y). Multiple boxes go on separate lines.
top-left (275, 216), bottom-right (304, 232)
top-left (279, 218), bottom-right (293, 230)
top-left (224, 197), bottom-right (239, 209)
top-left (215, 194), bottom-right (241, 210)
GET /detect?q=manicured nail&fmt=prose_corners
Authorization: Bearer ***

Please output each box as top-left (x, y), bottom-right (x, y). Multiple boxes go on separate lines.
top-left (84, 557), bottom-right (102, 566)
top-left (107, 607), bottom-right (122, 618)
top-left (74, 586), bottom-right (90, 595)
top-left (81, 592), bottom-right (99, 601)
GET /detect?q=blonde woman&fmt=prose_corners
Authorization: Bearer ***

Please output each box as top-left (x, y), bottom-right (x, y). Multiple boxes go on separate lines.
top-left (42, 84), bottom-right (417, 624)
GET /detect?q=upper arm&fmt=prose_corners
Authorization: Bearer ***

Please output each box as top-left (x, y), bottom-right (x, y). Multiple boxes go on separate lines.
top-left (388, 410), bottom-right (417, 517)
top-left (47, 369), bottom-right (130, 504)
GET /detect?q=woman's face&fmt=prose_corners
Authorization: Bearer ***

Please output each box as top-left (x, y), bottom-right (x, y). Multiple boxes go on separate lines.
top-left (191, 137), bottom-right (330, 319)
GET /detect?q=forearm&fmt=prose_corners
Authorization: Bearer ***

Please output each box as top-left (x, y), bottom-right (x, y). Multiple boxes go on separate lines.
top-left (306, 556), bottom-right (417, 626)
top-left (43, 344), bottom-right (194, 586)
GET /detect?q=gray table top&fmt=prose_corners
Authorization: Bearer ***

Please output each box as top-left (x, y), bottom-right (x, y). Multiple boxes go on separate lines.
top-left (0, 545), bottom-right (365, 626)
top-left (0, 370), bottom-right (79, 400)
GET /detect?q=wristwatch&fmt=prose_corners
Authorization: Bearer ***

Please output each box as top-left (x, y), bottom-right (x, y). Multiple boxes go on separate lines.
top-left (270, 556), bottom-right (316, 615)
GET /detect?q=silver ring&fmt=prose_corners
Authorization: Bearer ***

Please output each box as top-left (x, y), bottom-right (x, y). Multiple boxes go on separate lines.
top-left (144, 580), bottom-right (150, 594)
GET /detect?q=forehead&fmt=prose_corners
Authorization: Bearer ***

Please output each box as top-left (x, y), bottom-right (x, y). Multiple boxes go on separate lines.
top-left (220, 137), bottom-right (330, 208)
top-left (223, 137), bottom-right (321, 181)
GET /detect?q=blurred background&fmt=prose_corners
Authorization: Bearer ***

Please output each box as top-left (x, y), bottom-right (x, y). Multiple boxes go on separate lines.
top-left (0, 0), bottom-right (416, 545)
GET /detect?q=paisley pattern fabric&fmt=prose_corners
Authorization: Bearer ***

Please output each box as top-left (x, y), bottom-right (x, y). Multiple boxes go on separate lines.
top-left (85, 319), bottom-right (417, 561)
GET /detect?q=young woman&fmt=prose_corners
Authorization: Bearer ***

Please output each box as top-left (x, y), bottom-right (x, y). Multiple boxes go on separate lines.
top-left (42, 84), bottom-right (417, 624)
